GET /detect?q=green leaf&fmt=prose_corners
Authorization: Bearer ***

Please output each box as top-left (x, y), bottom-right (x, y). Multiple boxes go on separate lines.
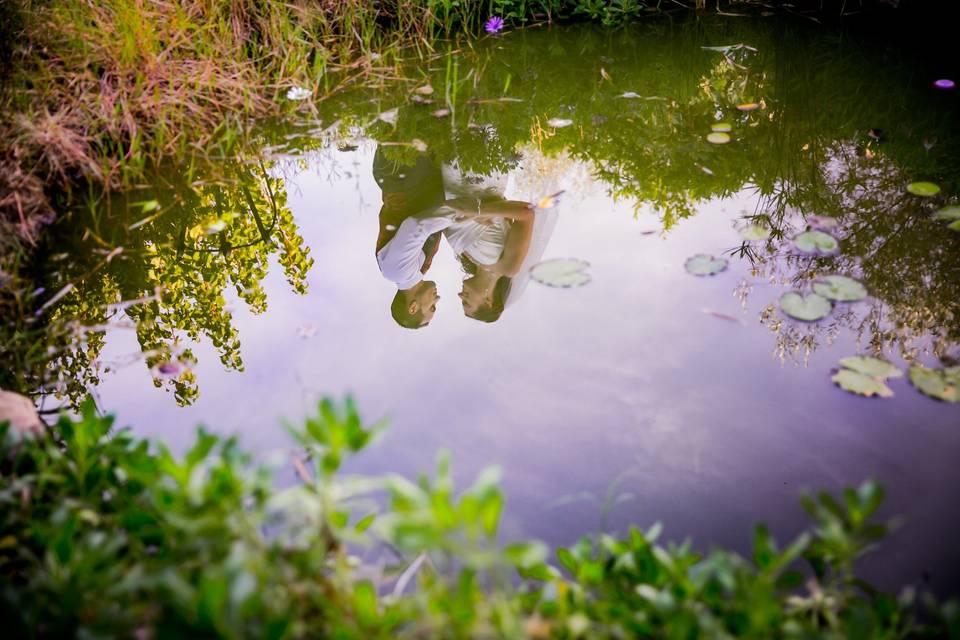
top-left (838, 356), bottom-right (903, 379)
top-left (354, 512), bottom-right (376, 533)
top-left (711, 122), bottom-right (732, 132)
top-left (793, 230), bottom-right (839, 254)
top-left (530, 258), bottom-right (591, 288)
top-left (906, 181), bottom-right (941, 197)
top-left (739, 225), bottom-right (771, 241)
top-left (832, 369), bottom-right (894, 398)
top-left (932, 205), bottom-right (960, 221)
top-left (779, 292), bottom-right (831, 321)
top-left (812, 275), bottom-right (867, 302)
top-left (706, 132), bottom-right (731, 144)
top-left (908, 366), bottom-right (958, 402)
top-left (949, 220), bottom-right (960, 232)
top-left (684, 253), bottom-right (728, 276)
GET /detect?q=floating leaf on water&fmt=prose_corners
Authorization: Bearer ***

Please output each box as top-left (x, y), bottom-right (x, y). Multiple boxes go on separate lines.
top-left (431, 108), bottom-right (451, 118)
top-left (908, 365), bottom-right (958, 402)
top-left (812, 275), bottom-right (867, 302)
top-left (412, 84), bottom-right (434, 95)
top-left (806, 215), bottom-right (839, 230)
top-left (838, 356), bottom-right (903, 379)
top-left (832, 369), bottom-right (894, 398)
top-left (530, 258), bottom-right (591, 288)
top-left (793, 230), bottom-right (839, 254)
top-left (779, 292), bottom-right (831, 321)
top-left (933, 205), bottom-right (960, 221)
top-left (684, 254), bottom-right (728, 276)
top-left (906, 181), bottom-right (941, 197)
top-left (739, 225), bottom-right (770, 241)
top-left (297, 324), bottom-right (318, 339)
top-left (286, 86), bottom-right (313, 101)
top-left (535, 191), bottom-right (565, 210)
top-left (547, 118), bottom-right (573, 128)
top-left (706, 132), bottom-right (731, 144)
top-left (737, 102), bottom-right (760, 111)
top-left (711, 122), bottom-right (732, 132)
top-left (378, 108), bottom-right (399, 125)
top-left (933, 79), bottom-right (955, 90)
top-left (156, 362), bottom-right (182, 376)
top-left (411, 139), bottom-right (428, 152)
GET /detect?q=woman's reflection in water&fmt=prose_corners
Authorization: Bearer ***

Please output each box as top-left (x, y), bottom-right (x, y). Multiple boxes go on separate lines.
top-left (442, 163), bottom-right (558, 323)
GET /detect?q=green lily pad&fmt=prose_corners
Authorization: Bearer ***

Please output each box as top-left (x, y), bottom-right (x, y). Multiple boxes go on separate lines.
top-left (908, 366), bottom-right (959, 402)
top-left (812, 275), bottom-right (867, 302)
top-left (684, 254), bottom-right (728, 276)
top-left (933, 205), bottom-right (960, 221)
top-left (711, 122), bottom-right (732, 132)
top-left (949, 220), bottom-right (960, 232)
top-left (739, 225), bottom-right (771, 241)
top-left (906, 181), bottom-right (941, 197)
top-left (838, 356), bottom-right (903, 379)
top-left (831, 369), bottom-right (894, 398)
top-left (530, 258), bottom-right (591, 288)
top-left (779, 292), bottom-right (831, 321)
top-left (706, 132), bottom-right (731, 144)
top-left (793, 230), bottom-right (839, 254)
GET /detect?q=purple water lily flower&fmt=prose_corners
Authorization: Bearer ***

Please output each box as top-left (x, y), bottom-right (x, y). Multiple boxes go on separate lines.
top-left (485, 16), bottom-right (504, 34)
top-left (933, 78), bottom-right (955, 90)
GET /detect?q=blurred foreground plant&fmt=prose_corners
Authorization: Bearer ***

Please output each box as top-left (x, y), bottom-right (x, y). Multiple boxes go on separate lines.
top-left (1, 398), bottom-right (956, 638)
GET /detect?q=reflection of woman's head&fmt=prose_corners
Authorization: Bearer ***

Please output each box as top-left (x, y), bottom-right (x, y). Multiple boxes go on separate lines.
top-left (458, 256), bottom-right (511, 323)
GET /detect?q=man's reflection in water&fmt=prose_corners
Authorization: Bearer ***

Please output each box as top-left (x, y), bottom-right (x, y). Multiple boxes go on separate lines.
top-left (372, 149), bottom-right (449, 328)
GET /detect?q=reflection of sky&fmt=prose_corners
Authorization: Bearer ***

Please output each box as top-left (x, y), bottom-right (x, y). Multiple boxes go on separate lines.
top-left (95, 146), bottom-right (960, 594)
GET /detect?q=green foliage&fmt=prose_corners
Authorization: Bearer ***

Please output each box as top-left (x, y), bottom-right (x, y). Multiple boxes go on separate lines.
top-left (2, 399), bottom-right (957, 638)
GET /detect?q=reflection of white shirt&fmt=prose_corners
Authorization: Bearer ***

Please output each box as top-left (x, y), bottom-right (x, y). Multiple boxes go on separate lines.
top-left (376, 212), bottom-right (454, 290)
top-left (444, 217), bottom-right (510, 266)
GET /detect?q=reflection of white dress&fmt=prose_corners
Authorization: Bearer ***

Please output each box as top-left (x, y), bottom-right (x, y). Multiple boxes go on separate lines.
top-left (441, 161), bottom-right (559, 307)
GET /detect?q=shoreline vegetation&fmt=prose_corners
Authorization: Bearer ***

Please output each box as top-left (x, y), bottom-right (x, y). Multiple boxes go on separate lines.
top-left (0, 0), bottom-right (911, 250)
top-left (2, 397), bottom-right (958, 637)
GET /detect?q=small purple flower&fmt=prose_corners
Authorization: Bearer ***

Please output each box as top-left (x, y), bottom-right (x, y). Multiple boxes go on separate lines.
top-left (485, 16), bottom-right (504, 34)
top-left (933, 78), bottom-right (955, 90)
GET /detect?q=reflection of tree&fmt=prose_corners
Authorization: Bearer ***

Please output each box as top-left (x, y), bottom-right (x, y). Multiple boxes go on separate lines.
top-left (44, 160), bottom-right (313, 406)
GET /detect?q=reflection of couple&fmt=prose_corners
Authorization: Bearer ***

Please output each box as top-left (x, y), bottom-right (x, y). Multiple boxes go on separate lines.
top-left (374, 148), bottom-right (556, 328)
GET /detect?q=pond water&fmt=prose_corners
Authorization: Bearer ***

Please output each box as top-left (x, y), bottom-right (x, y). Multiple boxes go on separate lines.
top-left (20, 17), bottom-right (960, 592)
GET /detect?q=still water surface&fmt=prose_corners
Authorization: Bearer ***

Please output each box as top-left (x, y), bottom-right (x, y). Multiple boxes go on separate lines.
top-left (27, 18), bottom-right (960, 592)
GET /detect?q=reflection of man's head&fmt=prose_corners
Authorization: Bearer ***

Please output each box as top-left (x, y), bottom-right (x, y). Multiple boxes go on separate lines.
top-left (391, 280), bottom-right (439, 329)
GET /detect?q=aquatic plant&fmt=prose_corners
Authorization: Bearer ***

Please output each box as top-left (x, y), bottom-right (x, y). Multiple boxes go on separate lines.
top-left (485, 16), bottom-right (505, 34)
top-left (1, 398), bottom-right (957, 637)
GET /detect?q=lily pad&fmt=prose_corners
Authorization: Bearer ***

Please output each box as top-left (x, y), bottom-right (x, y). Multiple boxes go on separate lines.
top-left (739, 225), bottom-right (770, 241)
top-left (832, 369), bottom-right (894, 398)
top-left (793, 230), bottom-right (839, 254)
top-left (812, 275), bottom-right (867, 302)
top-left (779, 292), bottom-right (831, 321)
top-left (908, 366), bottom-right (959, 402)
top-left (806, 215), bottom-right (839, 230)
top-left (684, 254), bottom-right (728, 276)
top-left (706, 132), bottom-right (731, 144)
top-left (711, 122), bottom-right (732, 132)
top-left (933, 205), bottom-right (960, 221)
top-left (907, 181), bottom-right (941, 197)
top-left (530, 258), bottom-right (591, 288)
top-left (547, 118), bottom-right (573, 128)
top-left (838, 356), bottom-right (903, 379)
